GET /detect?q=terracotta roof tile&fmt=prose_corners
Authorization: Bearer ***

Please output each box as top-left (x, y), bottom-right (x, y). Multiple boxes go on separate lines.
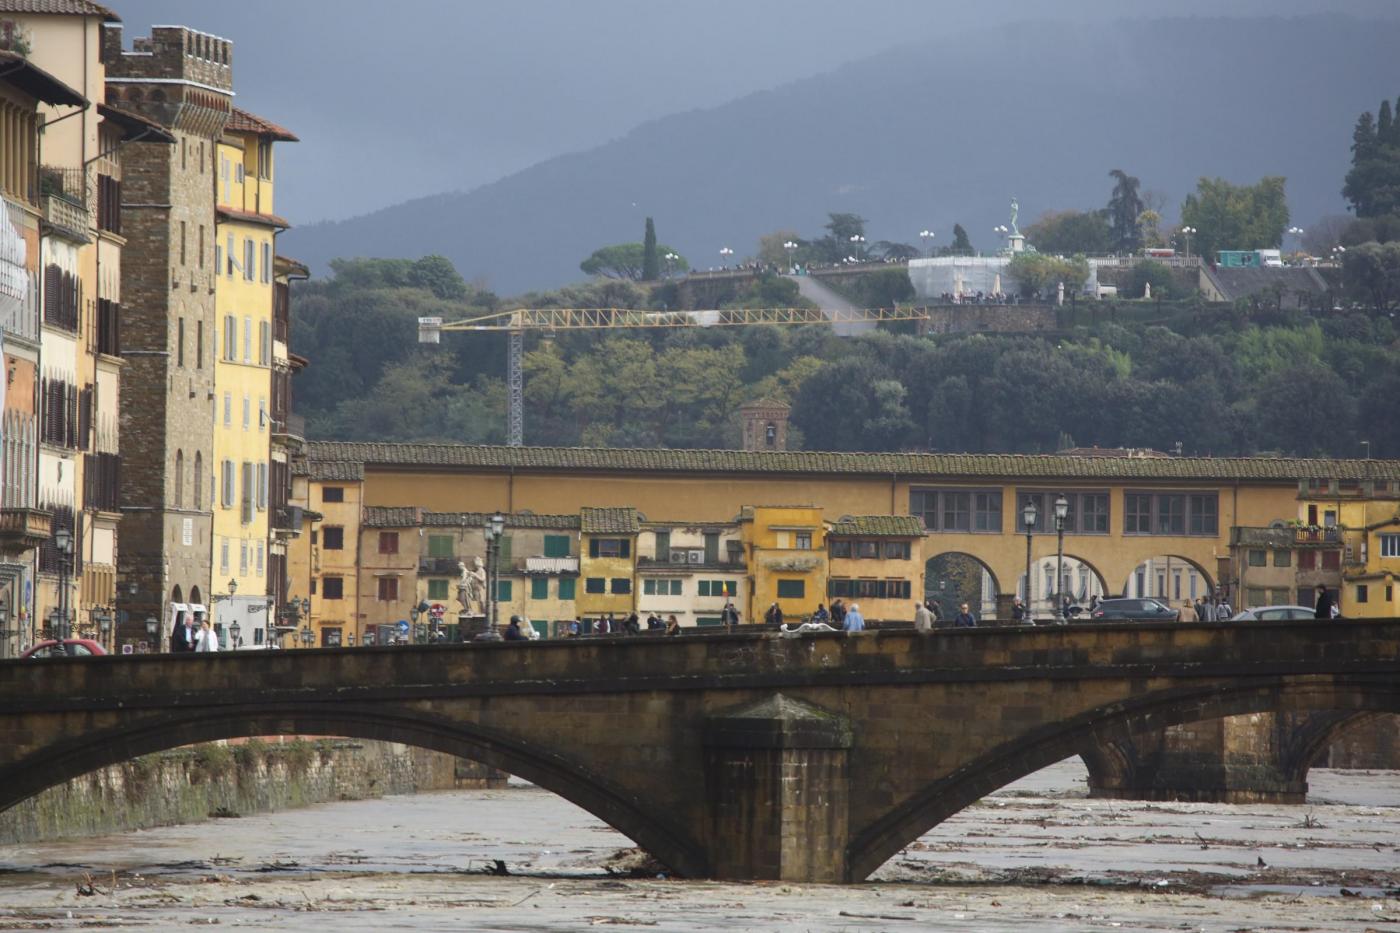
top-left (308, 461), bottom-right (362, 482)
top-left (305, 441), bottom-right (1400, 483)
top-left (829, 515), bottom-right (925, 537)
top-left (217, 205), bottom-right (289, 229)
top-left (226, 106), bottom-right (298, 141)
top-left (0, 1), bottom-right (119, 20)
top-left (580, 507), bottom-right (641, 534)
top-left (362, 508), bottom-right (581, 530)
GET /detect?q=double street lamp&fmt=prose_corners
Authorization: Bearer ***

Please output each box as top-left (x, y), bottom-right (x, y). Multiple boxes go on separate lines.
top-left (920, 229), bottom-right (935, 256)
top-left (849, 234), bottom-right (866, 260)
top-left (783, 240), bottom-right (798, 270)
top-left (1180, 226), bottom-right (1197, 260)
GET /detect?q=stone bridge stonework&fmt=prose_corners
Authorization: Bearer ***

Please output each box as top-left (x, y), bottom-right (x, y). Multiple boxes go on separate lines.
top-left (1, 621), bottom-right (1397, 883)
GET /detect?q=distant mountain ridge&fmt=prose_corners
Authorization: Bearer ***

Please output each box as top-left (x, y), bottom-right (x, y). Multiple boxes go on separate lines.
top-left (283, 14), bottom-right (1400, 294)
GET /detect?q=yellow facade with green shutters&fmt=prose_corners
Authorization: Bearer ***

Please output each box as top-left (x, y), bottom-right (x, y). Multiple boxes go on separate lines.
top-left (741, 506), bottom-right (827, 623)
top-left (210, 111), bottom-right (292, 641)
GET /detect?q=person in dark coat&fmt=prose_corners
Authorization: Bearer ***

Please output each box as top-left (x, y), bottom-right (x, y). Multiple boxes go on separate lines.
top-left (624, 613), bottom-right (642, 635)
top-left (764, 602), bottom-right (783, 626)
top-left (1314, 584), bottom-right (1336, 620)
top-left (953, 602), bottom-right (977, 627)
top-left (504, 616), bottom-right (526, 641)
top-left (170, 611), bottom-right (197, 652)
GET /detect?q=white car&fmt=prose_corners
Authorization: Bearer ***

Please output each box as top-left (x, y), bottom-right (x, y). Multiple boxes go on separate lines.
top-left (1230, 605), bottom-right (1315, 622)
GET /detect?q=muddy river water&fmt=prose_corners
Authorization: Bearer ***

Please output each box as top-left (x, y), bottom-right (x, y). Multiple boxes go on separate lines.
top-left (1, 760), bottom-right (1397, 931)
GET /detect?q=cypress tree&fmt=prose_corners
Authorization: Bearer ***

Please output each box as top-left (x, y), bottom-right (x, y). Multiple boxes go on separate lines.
top-left (1378, 100), bottom-right (1393, 144)
top-left (641, 217), bottom-right (659, 281)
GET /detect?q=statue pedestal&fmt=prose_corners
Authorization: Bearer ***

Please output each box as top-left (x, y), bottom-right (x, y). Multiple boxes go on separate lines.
top-left (1008, 233), bottom-right (1026, 253)
top-left (458, 611), bottom-right (492, 640)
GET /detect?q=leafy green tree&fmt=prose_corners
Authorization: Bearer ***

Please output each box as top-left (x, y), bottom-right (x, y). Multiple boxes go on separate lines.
top-left (1007, 253), bottom-right (1089, 298)
top-left (1341, 241), bottom-right (1400, 310)
top-left (756, 229), bottom-right (803, 267)
top-left (1106, 169), bottom-right (1145, 253)
top-left (642, 217), bottom-right (659, 281)
top-left (407, 254), bottom-right (468, 300)
top-left (1179, 176), bottom-right (1289, 260)
top-left (580, 242), bottom-right (686, 280)
top-left (1024, 210), bottom-right (1112, 255)
top-left (848, 268), bottom-right (915, 308)
top-left (1251, 363), bottom-right (1355, 456)
top-left (791, 356), bottom-right (913, 451)
top-left (824, 212), bottom-right (867, 242)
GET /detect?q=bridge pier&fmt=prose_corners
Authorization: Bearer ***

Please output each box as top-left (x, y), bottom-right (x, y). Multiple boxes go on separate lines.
top-left (703, 694), bottom-right (852, 882)
top-left (1082, 712), bottom-right (1364, 804)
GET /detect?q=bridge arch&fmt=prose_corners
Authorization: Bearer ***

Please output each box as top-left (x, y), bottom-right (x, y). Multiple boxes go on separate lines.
top-left (846, 673), bottom-right (1400, 881)
top-left (0, 703), bottom-right (708, 878)
top-left (924, 552), bottom-right (1000, 620)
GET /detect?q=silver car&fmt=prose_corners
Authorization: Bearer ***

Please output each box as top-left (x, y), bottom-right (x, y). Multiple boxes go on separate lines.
top-left (1229, 605), bottom-right (1315, 621)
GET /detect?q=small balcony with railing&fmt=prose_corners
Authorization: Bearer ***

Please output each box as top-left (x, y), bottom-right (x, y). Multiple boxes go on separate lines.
top-left (38, 166), bottom-right (90, 241)
top-left (272, 411), bottom-right (305, 447)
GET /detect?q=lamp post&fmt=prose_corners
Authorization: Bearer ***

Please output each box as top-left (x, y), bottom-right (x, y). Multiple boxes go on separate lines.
top-left (663, 251), bottom-right (679, 279)
top-left (783, 240), bottom-right (798, 271)
top-left (719, 246), bottom-right (734, 267)
top-left (1053, 494), bottom-right (1069, 624)
top-left (229, 620), bottom-right (241, 649)
top-left (482, 512), bottom-right (506, 639)
top-left (1022, 499), bottom-right (1038, 624)
top-left (849, 234), bottom-right (866, 261)
top-left (920, 229), bottom-right (935, 256)
top-left (145, 615), bottom-right (158, 651)
top-left (95, 609), bottom-right (111, 650)
top-left (410, 605), bottom-right (422, 644)
top-left (300, 625), bottom-right (314, 647)
top-left (1180, 226), bottom-right (1196, 261)
top-left (52, 526), bottom-right (72, 642)
top-left (1287, 226), bottom-right (1304, 256)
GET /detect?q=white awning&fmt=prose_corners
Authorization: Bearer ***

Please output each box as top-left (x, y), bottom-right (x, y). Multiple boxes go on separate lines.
top-left (188, 603), bottom-right (207, 615)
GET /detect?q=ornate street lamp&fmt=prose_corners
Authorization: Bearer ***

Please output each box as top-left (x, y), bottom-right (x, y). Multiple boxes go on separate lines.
top-left (849, 234), bottom-right (866, 260)
top-left (783, 240), bottom-right (798, 270)
top-left (1180, 226), bottom-right (1197, 260)
top-left (719, 246), bottom-right (734, 266)
top-left (300, 625), bottom-right (314, 647)
top-left (145, 615), bottom-right (159, 650)
top-left (96, 609), bottom-right (112, 649)
top-left (1022, 499), bottom-right (1038, 624)
top-left (1054, 494), bottom-right (1070, 624)
top-left (481, 513), bottom-right (507, 640)
top-left (920, 229), bottom-right (935, 256)
top-left (229, 620), bottom-right (241, 649)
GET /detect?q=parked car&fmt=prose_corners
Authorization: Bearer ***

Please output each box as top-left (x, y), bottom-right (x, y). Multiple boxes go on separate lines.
top-left (20, 638), bottom-right (107, 659)
top-left (1089, 598), bottom-right (1180, 622)
top-left (1230, 605), bottom-right (1315, 622)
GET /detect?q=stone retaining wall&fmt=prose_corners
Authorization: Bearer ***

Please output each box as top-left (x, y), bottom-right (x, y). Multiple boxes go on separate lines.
top-left (0, 739), bottom-right (504, 845)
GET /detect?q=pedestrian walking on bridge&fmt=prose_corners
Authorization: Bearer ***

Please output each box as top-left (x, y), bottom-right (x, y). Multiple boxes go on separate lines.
top-left (842, 603), bottom-right (866, 632)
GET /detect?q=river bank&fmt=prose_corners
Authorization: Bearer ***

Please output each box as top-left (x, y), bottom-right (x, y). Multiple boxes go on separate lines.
top-left (0, 740), bottom-right (501, 845)
top-left (1, 760), bottom-right (1397, 931)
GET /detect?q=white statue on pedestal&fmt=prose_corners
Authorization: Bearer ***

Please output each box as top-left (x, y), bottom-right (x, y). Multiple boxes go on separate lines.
top-left (457, 557), bottom-right (487, 614)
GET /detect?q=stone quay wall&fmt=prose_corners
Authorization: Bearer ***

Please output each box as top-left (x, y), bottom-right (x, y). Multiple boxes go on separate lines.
top-left (0, 739), bottom-right (503, 845)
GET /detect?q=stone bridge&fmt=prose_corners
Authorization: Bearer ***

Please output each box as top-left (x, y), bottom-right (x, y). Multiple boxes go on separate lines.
top-left (1, 621), bottom-right (1397, 883)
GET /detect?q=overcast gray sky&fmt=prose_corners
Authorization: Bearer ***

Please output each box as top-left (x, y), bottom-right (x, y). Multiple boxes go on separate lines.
top-left (114, 0), bottom-right (1400, 225)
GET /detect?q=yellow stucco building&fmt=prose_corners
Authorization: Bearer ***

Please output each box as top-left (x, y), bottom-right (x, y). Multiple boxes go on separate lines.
top-left (740, 506), bottom-right (826, 623)
top-left (211, 107), bottom-right (295, 646)
top-left (826, 515), bottom-right (924, 621)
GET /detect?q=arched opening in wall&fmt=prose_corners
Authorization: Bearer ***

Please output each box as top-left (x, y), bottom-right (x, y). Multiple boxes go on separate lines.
top-left (1121, 554), bottom-right (1214, 619)
top-left (925, 553), bottom-right (998, 621)
top-left (174, 449), bottom-right (184, 508)
top-left (170, 584), bottom-right (183, 605)
top-left (189, 586), bottom-right (202, 606)
top-left (0, 707), bottom-right (706, 879)
top-left (193, 452), bottom-right (203, 509)
top-left (851, 676), bottom-right (1400, 881)
top-left (1018, 555), bottom-right (1108, 621)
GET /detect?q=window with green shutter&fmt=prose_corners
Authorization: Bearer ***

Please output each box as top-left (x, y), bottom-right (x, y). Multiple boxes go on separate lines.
top-left (499, 535), bottom-right (513, 562)
top-left (585, 577), bottom-right (605, 594)
top-left (559, 577), bottom-right (576, 600)
top-left (531, 578), bottom-right (549, 600)
top-left (776, 579), bottom-right (805, 599)
top-left (427, 579), bottom-right (449, 600)
top-left (427, 535), bottom-right (454, 557)
top-left (544, 535), bottom-right (570, 558)
top-left (497, 580), bottom-right (512, 601)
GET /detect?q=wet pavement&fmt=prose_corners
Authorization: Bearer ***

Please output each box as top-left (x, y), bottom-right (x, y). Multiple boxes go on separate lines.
top-left (1, 760), bottom-right (1397, 931)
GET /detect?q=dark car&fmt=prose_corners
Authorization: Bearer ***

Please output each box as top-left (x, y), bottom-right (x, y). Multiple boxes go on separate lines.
top-left (21, 638), bottom-right (108, 659)
top-left (1089, 598), bottom-right (1180, 622)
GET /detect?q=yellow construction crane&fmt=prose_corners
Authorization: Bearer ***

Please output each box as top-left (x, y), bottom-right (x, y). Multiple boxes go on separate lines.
top-left (418, 305), bottom-right (931, 446)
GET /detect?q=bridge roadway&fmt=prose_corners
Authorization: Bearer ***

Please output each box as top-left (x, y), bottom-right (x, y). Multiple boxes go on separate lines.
top-left (1, 620), bottom-right (1397, 883)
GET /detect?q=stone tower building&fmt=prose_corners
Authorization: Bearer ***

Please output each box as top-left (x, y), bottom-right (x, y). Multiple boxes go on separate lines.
top-left (739, 399), bottom-right (790, 452)
top-left (103, 24), bottom-right (232, 647)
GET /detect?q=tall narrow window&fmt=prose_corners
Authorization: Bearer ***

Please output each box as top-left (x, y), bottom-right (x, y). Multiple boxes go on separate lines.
top-left (180, 220), bottom-right (187, 266)
top-left (174, 449), bottom-right (184, 507)
top-left (244, 239), bottom-right (254, 281)
top-left (196, 319), bottom-right (204, 369)
top-left (194, 451), bottom-right (203, 509)
top-left (176, 318), bottom-right (185, 367)
top-left (198, 224), bottom-right (205, 269)
top-left (226, 234), bottom-right (234, 275)
top-left (243, 316), bottom-right (251, 362)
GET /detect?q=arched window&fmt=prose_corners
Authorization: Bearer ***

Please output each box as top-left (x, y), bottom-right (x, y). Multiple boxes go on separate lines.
top-left (765, 423), bottom-right (777, 447)
top-left (193, 451), bottom-right (203, 509)
top-left (174, 449), bottom-right (184, 508)
top-left (190, 585), bottom-right (202, 605)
